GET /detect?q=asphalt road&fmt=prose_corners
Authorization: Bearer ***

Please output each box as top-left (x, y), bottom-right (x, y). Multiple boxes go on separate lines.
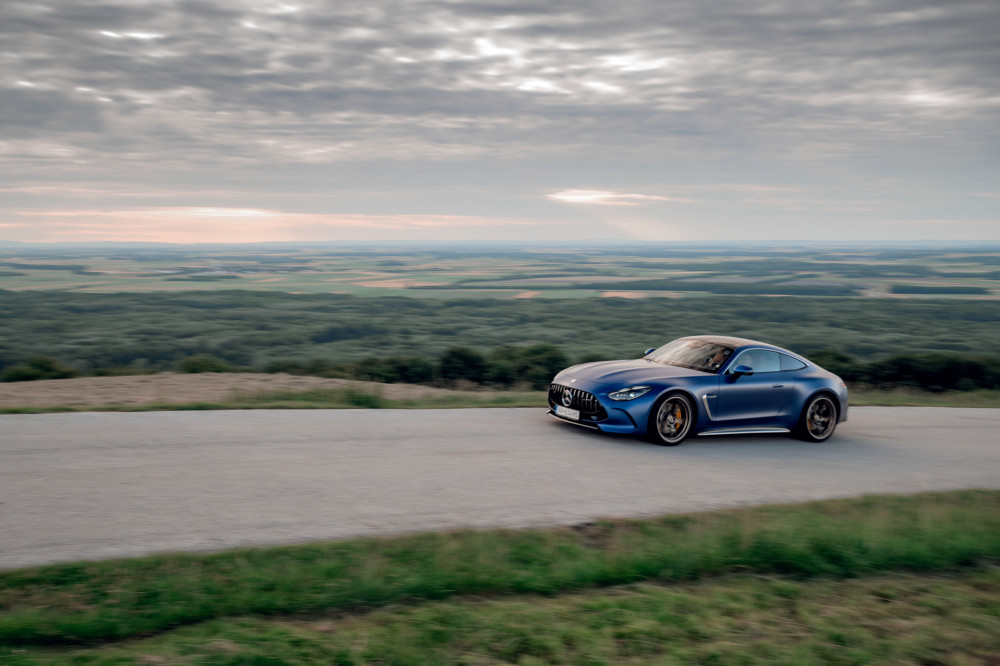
top-left (2, 407), bottom-right (998, 570)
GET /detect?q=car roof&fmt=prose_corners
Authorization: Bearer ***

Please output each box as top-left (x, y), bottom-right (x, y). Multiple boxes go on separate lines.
top-left (681, 335), bottom-right (800, 357)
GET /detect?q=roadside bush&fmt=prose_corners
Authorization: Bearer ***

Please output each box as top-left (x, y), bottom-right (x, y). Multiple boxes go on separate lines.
top-left (342, 388), bottom-right (384, 408)
top-left (0, 356), bottom-right (79, 382)
top-left (353, 356), bottom-right (436, 384)
top-left (808, 349), bottom-right (867, 383)
top-left (511, 343), bottom-right (570, 390)
top-left (439, 346), bottom-right (488, 384)
top-left (864, 354), bottom-right (1000, 392)
top-left (264, 359), bottom-right (306, 374)
top-left (809, 350), bottom-right (1000, 392)
top-left (177, 355), bottom-right (232, 373)
top-left (487, 346), bottom-right (518, 387)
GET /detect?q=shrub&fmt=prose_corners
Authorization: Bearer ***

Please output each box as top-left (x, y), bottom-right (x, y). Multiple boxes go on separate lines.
top-left (352, 356), bottom-right (436, 384)
top-left (0, 356), bottom-right (78, 382)
top-left (265, 359), bottom-right (306, 374)
top-left (177, 355), bottom-right (232, 373)
top-left (511, 343), bottom-right (570, 390)
top-left (439, 347), bottom-right (488, 384)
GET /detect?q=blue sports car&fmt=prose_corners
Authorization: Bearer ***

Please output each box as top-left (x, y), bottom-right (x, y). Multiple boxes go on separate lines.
top-left (548, 335), bottom-right (848, 445)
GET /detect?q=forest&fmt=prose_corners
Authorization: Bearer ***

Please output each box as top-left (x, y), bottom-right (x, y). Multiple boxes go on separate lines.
top-left (2, 289), bottom-right (998, 391)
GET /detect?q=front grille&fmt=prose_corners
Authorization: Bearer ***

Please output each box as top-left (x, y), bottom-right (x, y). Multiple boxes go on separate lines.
top-left (549, 384), bottom-right (607, 420)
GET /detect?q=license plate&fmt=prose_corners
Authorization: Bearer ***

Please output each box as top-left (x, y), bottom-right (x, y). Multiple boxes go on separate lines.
top-left (555, 405), bottom-right (580, 420)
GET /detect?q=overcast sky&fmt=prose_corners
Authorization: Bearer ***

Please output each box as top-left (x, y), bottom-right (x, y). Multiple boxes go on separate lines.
top-left (1, 0), bottom-right (998, 243)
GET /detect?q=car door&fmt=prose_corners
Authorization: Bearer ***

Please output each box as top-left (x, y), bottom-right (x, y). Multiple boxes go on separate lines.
top-left (715, 349), bottom-right (796, 423)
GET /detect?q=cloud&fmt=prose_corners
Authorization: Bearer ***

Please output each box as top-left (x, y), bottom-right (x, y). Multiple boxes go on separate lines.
top-left (6, 207), bottom-right (535, 242)
top-left (547, 189), bottom-right (691, 205)
top-left (2, 0), bottom-right (996, 172)
top-left (0, 0), bottom-right (997, 241)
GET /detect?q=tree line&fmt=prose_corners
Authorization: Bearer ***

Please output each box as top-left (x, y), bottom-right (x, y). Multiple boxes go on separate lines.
top-left (4, 347), bottom-right (999, 394)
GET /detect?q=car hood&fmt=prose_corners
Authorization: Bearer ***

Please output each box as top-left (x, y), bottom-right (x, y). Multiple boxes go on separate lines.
top-left (558, 359), bottom-right (710, 386)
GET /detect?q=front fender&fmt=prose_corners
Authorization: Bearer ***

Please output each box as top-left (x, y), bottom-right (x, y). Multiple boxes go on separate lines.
top-left (632, 386), bottom-right (706, 437)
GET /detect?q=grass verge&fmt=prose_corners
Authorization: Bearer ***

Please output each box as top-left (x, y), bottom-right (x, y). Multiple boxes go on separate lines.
top-left (4, 570), bottom-right (998, 664)
top-left (1, 491), bottom-right (997, 648)
top-left (0, 387), bottom-right (549, 414)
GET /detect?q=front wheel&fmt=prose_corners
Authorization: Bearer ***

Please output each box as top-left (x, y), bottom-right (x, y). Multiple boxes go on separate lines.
top-left (797, 394), bottom-right (838, 442)
top-left (649, 393), bottom-right (694, 446)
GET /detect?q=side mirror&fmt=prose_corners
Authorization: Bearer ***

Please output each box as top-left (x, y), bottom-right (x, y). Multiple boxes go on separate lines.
top-left (644, 348), bottom-right (656, 356)
top-left (731, 364), bottom-right (754, 376)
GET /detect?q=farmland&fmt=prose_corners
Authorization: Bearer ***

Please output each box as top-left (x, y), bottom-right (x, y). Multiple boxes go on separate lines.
top-left (2, 243), bottom-right (999, 388)
top-left (1, 243), bottom-right (998, 300)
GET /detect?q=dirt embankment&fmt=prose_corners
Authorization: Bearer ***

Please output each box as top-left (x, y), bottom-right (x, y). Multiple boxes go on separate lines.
top-left (0, 373), bottom-right (463, 408)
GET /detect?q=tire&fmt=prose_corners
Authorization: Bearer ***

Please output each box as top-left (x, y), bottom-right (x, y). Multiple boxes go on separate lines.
top-left (648, 393), bottom-right (694, 446)
top-left (797, 394), bottom-right (838, 442)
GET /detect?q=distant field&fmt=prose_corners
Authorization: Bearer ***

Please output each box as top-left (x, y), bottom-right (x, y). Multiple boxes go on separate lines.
top-left (2, 244), bottom-right (999, 380)
top-left (2, 245), bottom-right (998, 299)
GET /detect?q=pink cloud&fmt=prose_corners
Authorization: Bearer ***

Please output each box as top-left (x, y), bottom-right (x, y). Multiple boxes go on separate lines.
top-left (7, 208), bottom-right (535, 243)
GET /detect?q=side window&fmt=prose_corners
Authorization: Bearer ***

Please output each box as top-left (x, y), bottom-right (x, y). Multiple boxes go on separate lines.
top-left (780, 354), bottom-right (807, 371)
top-left (734, 349), bottom-right (780, 373)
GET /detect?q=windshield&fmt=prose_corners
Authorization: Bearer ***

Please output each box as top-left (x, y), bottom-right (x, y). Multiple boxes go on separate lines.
top-left (646, 339), bottom-right (734, 373)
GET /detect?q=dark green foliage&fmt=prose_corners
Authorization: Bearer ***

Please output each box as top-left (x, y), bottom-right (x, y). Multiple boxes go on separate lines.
top-left (439, 346), bottom-right (488, 383)
top-left (486, 344), bottom-right (569, 389)
top-left (864, 354), bottom-right (1000, 392)
top-left (341, 389), bottom-right (384, 408)
top-left (510, 343), bottom-right (570, 390)
top-left (486, 346), bottom-right (521, 387)
top-left (810, 350), bottom-right (1000, 392)
top-left (808, 350), bottom-right (865, 383)
top-left (0, 356), bottom-right (78, 382)
top-left (176, 355), bottom-right (233, 373)
top-left (312, 323), bottom-right (386, 343)
top-left (1, 291), bottom-right (999, 389)
top-left (352, 356), bottom-right (436, 384)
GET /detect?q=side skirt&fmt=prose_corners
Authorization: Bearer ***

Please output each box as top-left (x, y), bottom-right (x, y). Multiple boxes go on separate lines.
top-left (698, 426), bottom-right (791, 437)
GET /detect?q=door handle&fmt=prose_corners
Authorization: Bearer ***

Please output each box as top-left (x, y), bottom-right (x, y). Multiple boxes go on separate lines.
top-left (771, 384), bottom-right (784, 388)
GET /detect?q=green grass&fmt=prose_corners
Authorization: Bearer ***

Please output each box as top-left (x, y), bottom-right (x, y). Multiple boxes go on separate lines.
top-left (5, 570), bottom-right (998, 664)
top-left (1, 491), bottom-right (998, 649)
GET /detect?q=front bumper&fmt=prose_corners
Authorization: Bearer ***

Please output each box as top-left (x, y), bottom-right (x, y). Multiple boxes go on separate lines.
top-left (548, 381), bottom-right (639, 434)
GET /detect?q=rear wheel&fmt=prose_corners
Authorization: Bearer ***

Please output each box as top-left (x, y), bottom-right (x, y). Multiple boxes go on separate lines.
top-left (649, 393), bottom-right (694, 446)
top-left (797, 394), bottom-right (838, 442)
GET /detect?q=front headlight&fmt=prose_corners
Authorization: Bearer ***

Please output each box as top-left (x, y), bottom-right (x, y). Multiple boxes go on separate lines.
top-left (608, 386), bottom-right (652, 401)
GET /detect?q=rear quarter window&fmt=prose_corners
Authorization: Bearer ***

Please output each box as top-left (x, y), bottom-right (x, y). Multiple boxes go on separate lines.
top-left (780, 354), bottom-right (807, 371)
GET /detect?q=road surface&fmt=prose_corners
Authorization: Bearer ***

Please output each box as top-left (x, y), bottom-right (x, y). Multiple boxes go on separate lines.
top-left (1, 407), bottom-right (998, 570)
